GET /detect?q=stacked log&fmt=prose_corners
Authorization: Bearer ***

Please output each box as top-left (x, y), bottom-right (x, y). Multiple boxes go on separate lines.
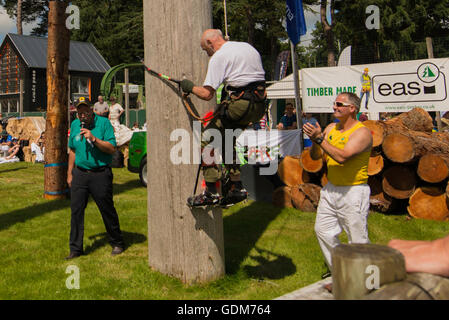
top-left (273, 108), bottom-right (449, 221)
top-left (273, 153), bottom-right (326, 212)
top-left (363, 108), bottom-right (449, 221)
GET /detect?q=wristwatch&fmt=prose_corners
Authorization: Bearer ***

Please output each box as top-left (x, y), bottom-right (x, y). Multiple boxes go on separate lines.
top-left (314, 135), bottom-right (324, 145)
top-left (91, 136), bottom-right (97, 143)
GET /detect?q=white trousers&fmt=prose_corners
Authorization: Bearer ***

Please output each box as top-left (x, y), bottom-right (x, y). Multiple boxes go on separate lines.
top-left (315, 181), bottom-right (370, 269)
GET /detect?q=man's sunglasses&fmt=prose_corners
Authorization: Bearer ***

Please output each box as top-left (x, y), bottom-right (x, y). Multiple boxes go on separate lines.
top-left (333, 101), bottom-right (354, 107)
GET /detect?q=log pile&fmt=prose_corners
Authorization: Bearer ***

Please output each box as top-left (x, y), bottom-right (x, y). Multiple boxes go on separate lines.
top-left (6, 117), bottom-right (46, 143)
top-left (273, 108), bottom-right (449, 221)
top-left (366, 108), bottom-right (449, 221)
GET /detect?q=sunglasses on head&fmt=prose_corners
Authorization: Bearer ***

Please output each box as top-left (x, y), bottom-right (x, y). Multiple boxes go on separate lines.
top-left (333, 101), bottom-right (353, 107)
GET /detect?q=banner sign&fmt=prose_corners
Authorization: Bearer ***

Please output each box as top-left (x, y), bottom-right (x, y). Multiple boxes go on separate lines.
top-left (236, 129), bottom-right (301, 165)
top-left (301, 58), bottom-right (449, 113)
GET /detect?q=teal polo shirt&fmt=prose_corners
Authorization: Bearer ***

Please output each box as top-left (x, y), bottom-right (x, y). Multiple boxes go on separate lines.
top-left (69, 114), bottom-right (116, 169)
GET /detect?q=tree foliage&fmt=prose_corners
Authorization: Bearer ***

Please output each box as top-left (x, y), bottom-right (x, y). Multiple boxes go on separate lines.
top-left (303, 0), bottom-right (449, 67)
top-left (0, 0), bottom-right (48, 35)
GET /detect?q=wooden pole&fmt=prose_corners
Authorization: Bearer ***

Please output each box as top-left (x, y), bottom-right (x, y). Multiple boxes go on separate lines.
top-left (44, 0), bottom-right (70, 200)
top-left (290, 41), bottom-right (304, 150)
top-left (426, 37), bottom-right (442, 132)
top-left (19, 78), bottom-right (23, 117)
top-left (144, 0), bottom-right (225, 284)
top-left (124, 68), bottom-right (130, 127)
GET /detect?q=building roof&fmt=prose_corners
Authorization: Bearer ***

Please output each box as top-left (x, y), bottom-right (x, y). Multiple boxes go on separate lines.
top-left (5, 33), bottom-right (110, 73)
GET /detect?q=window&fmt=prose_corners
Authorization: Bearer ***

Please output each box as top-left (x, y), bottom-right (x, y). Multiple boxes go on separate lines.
top-left (70, 76), bottom-right (91, 101)
top-left (0, 99), bottom-right (17, 113)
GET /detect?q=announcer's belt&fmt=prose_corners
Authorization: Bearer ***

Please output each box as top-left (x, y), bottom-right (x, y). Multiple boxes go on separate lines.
top-left (76, 165), bottom-right (109, 173)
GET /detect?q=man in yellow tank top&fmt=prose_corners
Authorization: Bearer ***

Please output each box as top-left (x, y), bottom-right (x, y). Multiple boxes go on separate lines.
top-left (303, 92), bottom-right (373, 278)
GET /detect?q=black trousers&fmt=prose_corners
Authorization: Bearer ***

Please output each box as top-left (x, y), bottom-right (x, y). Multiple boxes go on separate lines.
top-left (69, 166), bottom-right (124, 253)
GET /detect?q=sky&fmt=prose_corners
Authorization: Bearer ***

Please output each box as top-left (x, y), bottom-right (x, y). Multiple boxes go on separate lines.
top-left (0, 8), bottom-right (38, 43)
top-left (300, 4), bottom-right (328, 47)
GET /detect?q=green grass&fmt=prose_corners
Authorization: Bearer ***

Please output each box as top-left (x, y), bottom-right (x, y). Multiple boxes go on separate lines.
top-left (0, 162), bottom-right (448, 299)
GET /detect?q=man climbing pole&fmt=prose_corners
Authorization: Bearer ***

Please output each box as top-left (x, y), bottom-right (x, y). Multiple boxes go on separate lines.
top-left (180, 29), bottom-right (267, 207)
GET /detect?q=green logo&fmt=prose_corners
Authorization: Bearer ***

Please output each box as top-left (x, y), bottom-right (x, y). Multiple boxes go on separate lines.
top-left (422, 66), bottom-right (436, 78)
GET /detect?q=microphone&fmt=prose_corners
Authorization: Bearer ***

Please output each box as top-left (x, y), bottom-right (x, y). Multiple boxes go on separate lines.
top-left (81, 121), bottom-right (94, 147)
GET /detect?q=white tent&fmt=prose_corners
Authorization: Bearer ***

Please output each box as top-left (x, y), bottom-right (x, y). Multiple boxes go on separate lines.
top-left (266, 72), bottom-right (302, 100)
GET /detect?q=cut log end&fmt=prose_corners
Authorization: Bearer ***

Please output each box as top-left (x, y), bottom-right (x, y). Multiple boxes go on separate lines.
top-left (417, 154), bottom-right (449, 183)
top-left (300, 148), bottom-right (323, 173)
top-left (277, 156), bottom-right (310, 187)
top-left (382, 166), bottom-right (417, 199)
top-left (382, 133), bottom-right (415, 163)
top-left (408, 187), bottom-right (449, 221)
top-left (368, 154), bottom-right (384, 176)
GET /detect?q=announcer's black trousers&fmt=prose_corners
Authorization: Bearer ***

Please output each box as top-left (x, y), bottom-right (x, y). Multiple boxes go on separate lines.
top-left (69, 166), bottom-right (124, 253)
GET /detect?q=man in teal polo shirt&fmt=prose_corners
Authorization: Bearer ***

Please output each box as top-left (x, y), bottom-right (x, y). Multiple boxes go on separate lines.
top-left (65, 97), bottom-right (125, 260)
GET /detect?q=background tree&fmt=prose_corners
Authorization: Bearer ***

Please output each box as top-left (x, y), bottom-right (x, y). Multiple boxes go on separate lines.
top-left (0, 0), bottom-right (48, 35)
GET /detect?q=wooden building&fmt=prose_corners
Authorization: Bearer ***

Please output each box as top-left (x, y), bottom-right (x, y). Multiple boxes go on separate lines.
top-left (0, 33), bottom-right (110, 114)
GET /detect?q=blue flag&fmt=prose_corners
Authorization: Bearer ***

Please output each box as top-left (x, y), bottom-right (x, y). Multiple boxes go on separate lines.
top-left (286, 0), bottom-right (307, 45)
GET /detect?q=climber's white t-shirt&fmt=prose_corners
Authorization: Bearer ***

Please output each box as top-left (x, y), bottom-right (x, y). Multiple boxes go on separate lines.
top-left (203, 41), bottom-right (265, 90)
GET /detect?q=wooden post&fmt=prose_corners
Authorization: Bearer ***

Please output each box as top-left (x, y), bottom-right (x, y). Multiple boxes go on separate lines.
top-left (426, 37), bottom-right (442, 132)
top-left (332, 244), bottom-right (407, 300)
top-left (124, 68), bottom-right (130, 127)
top-left (19, 78), bottom-right (24, 117)
top-left (143, 0), bottom-right (225, 284)
top-left (44, 0), bottom-right (70, 200)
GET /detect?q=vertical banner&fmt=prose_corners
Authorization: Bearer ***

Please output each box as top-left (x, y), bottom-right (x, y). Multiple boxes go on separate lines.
top-left (286, 0), bottom-right (307, 45)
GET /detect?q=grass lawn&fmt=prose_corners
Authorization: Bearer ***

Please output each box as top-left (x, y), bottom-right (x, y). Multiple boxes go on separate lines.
top-left (0, 161), bottom-right (448, 300)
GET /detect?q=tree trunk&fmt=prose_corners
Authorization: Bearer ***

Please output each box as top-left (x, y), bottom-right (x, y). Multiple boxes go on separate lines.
top-left (417, 154), bottom-right (449, 183)
top-left (16, 0), bottom-right (22, 35)
top-left (321, 0), bottom-right (336, 67)
top-left (144, 0), bottom-right (225, 284)
top-left (408, 187), bottom-right (449, 221)
top-left (332, 244), bottom-right (407, 300)
top-left (44, 0), bottom-right (70, 200)
top-left (245, 6), bottom-right (255, 46)
top-left (382, 166), bottom-right (417, 199)
top-left (384, 107), bottom-right (434, 133)
top-left (277, 155), bottom-right (311, 187)
top-left (382, 131), bottom-right (449, 163)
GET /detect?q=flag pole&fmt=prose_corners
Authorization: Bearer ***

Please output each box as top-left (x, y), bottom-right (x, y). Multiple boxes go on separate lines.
top-left (290, 40), bottom-right (304, 150)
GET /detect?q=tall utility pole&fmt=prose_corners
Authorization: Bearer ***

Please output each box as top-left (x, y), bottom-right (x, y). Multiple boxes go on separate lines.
top-left (16, 0), bottom-right (22, 35)
top-left (44, 0), bottom-right (70, 200)
top-left (144, 0), bottom-right (225, 284)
